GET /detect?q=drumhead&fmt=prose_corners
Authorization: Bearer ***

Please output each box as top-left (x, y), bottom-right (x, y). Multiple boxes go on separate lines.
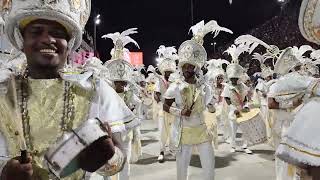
top-left (236, 108), bottom-right (260, 123)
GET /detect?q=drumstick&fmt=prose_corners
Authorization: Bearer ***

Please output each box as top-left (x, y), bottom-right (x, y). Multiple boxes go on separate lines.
top-left (10, 76), bottom-right (28, 163)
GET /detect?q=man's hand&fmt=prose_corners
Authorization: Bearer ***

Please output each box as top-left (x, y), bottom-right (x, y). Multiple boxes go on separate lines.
top-left (1, 155), bottom-right (33, 180)
top-left (234, 110), bottom-right (241, 118)
top-left (181, 108), bottom-right (192, 117)
top-left (79, 122), bottom-right (117, 172)
top-left (241, 107), bottom-right (250, 113)
top-left (268, 98), bottom-right (279, 109)
top-left (307, 166), bottom-right (320, 179)
top-left (293, 98), bottom-right (303, 108)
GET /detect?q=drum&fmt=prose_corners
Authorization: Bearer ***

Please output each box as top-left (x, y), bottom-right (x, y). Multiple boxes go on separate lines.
top-left (44, 118), bottom-right (109, 178)
top-left (236, 108), bottom-right (267, 146)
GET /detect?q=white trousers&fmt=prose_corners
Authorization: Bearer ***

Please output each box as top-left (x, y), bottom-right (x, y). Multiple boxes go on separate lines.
top-left (229, 119), bottom-right (238, 148)
top-left (114, 132), bottom-right (132, 180)
top-left (159, 112), bottom-right (173, 152)
top-left (176, 142), bottom-right (215, 180)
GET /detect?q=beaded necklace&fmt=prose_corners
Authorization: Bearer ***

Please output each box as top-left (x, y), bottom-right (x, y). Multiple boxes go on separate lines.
top-left (16, 69), bottom-right (76, 152)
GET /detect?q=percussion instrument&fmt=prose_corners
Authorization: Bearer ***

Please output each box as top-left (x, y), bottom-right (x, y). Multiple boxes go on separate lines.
top-left (236, 108), bottom-right (267, 146)
top-left (44, 118), bottom-right (109, 178)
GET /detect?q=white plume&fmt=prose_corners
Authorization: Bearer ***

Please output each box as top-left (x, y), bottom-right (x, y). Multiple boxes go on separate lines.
top-left (252, 53), bottom-right (268, 64)
top-left (156, 45), bottom-right (177, 61)
top-left (310, 49), bottom-right (320, 60)
top-left (235, 35), bottom-right (271, 54)
top-left (189, 20), bottom-right (233, 39)
top-left (206, 59), bottom-right (230, 69)
top-left (224, 44), bottom-right (249, 63)
top-left (292, 45), bottom-right (313, 62)
top-left (101, 28), bottom-right (140, 49)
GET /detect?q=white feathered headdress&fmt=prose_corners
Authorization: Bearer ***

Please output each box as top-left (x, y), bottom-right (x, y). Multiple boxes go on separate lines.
top-left (102, 28), bottom-right (140, 60)
top-left (156, 45), bottom-right (178, 74)
top-left (178, 20), bottom-right (233, 69)
top-left (205, 59), bottom-right (229, 82)
top-left (189, 20), bottom-right (233, 45)
top-left (224, 44), bottom-right (248, 64)
top-left (235, 35), bottom-right (282, 65)
top-left (224, 44), bottom-right (247, 79)
top-left (252, 53), bottom-right (273, 78)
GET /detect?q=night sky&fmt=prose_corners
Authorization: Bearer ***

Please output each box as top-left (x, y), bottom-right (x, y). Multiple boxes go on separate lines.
top-left (87, 0), bottom-right (284, 66)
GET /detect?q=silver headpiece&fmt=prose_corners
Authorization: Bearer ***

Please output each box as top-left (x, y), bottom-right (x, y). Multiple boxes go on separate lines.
top-left (178, 20), bottom-right (233, 69)
top-left (4, 0), bottom-right (91, 51)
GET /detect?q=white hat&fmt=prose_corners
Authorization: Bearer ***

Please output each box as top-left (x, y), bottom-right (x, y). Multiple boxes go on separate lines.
top-left (274, 47), bottom-right (302, 76)
top-left (224, 44), bottom-right (247, 79)
top-left (4, 0), bottom-right (91, 51)
top-left (105, 59), bottom-right (134, 82)
top-left (299, 0), bottom-right (320, 45)
top-left (178, 20), bottom-right (233, 69)
top-left (252, 53), bottom-right (274, 79)
top-left (156, 45), bottom-right (177, 74)
top-left (226, 63), bottom-right (245, 79)
top-left (103, 28), bottom-right (140, 82)
top-left (132, 70), bottom-right (145, 83)
top-left (261, 66), bottom-right (274, 78)
top-left (206, 59), bottom-right (228, 81)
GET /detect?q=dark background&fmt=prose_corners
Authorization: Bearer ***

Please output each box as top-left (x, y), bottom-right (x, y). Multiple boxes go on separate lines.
top-left (86, 0), bottom-right (315, 68)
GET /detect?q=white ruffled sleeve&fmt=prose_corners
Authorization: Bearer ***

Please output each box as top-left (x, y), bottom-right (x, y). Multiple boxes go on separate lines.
top-left (89, 79), bottom-right (135, 133)
top-left (163, 82), bottom-right (178, 99)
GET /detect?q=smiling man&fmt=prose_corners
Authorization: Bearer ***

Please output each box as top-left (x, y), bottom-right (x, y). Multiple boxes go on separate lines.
top-left (0, 0), bottom-right (134, 179)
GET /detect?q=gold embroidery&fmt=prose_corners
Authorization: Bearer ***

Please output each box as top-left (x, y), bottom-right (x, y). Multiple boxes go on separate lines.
top-left (280, 143), bottom-right (320, 158)
top-left (70, 0), bottom-right (81, 11)
top-left (0, 79), bottom-right (93, 180)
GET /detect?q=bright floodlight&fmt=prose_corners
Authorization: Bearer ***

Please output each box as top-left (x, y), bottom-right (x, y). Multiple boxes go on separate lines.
top-left (95, 18), bottom-right (101, 25)
top-left (96, 14), bottom-right (101, 19)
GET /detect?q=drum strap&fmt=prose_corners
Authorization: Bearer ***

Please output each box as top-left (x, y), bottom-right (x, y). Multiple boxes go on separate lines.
top-left (161, 78), bottom-right (169, 89)
top-left (233, 89), bottom-right (244, 109)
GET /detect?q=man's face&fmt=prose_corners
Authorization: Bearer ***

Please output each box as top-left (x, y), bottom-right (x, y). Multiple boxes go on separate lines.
top-left (265, 76), bottom-right (272, 81)
top-left (230, 78), bottom-right (239, 86)
top-left (182, 63), bottom-right (196, 79)
top-left (164, 71), bottom-right (173, 81)
top-left (22, 19), bottom-right (69, 70)
top-left (139, 81), bottom-right (146, 88)
top-left (114, 81), bottom-right (127, 93)
top-left (216, 75), bottom-right (224, 84)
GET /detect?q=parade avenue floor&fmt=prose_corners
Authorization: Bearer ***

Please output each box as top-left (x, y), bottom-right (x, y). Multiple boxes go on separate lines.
top-left (130, 119), bottom-right (276, 180)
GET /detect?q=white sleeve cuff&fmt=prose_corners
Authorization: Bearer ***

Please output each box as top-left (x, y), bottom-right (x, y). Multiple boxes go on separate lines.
top-left (279, 100), bottom-right (293, 109)
top-left (95, 147), bottom-right (125, 177)
top-left (169, 106), bottom-right (182, 116)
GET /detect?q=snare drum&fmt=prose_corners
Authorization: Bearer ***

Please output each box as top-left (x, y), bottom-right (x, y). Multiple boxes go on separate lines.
top-left (44, 118), bottom-right (109, 178)
top-left (236, 108), bottom-right (267, 146)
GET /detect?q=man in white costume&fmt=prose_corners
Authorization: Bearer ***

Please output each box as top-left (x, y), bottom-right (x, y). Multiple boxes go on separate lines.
top-left (154, 45), bottom-right (178, 163)
top-left (163, 20), bottom-right (232, 180)
top-left (103, 28), bottom-right (142, 180)
top-left (205, 59), bottom-right (230, 147)
top-left (0, 0), bottom-right (135, 179)
top-left (272, 1), bottom-right (320, 177)
top-left (222, 45), bottom-right (254, 154)
top-left (222, 64), bottom-right (253, 154)
top-left (253, 53), bottom-right (276, 146)
top-left (268, 47), bottom-right (316, 180)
